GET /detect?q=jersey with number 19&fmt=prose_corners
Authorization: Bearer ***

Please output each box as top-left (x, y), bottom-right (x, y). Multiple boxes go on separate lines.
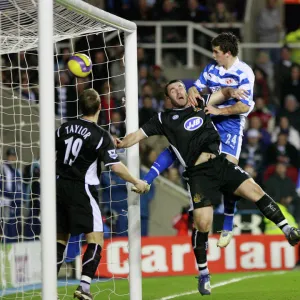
top-left (55, 118), bottom-right (120, 235)
top-left (194, 58), bottom-right (255, 159)
top-left (56, 118), bottom-right (120, 185)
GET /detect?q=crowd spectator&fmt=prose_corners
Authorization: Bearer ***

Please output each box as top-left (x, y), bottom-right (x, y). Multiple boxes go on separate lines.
top-left (139, 83), bottom-right (159, 110)
top-left (98, 80), bottom-right (116, 126)
top-left (278, 94), bottom-right (300, 132)
top-left (264, 162), bottom-right (300, 223)
top-left (109, 111), bottom-right (126, 138)
top-left (274, 46), bottom-right (295, 103)
top-left (138, 65), bottom-right (150, 95)
top-left (265, 132), bottom-right (299, 168)
top-left (254, 51), bottom-right (274, 92)
top-left (23, 159), bottom-right (41, 239)
top-left (271, 116), bottom-right (300, 150)
top-left (20, 73), bottom-right (37, 102)
top-left (247, 116), bottom-right (271, 149)
top-left (149, 65), bottom-right (168, 102)
top-left (0, 148), bottom-right (23, 243)
top-left (239, 129), bottom-right (265, 175)
top-left (257, 0), bottom-right (282, 63)
top-left (253, 67), bottom-right (271, 104)
top-left (139, 96), bottom-right (156, 127)
top-left (56, 48), bottom-right (71, 73)
top-left (92, 50), bottom-right (109, 95)
top-left (110, 49), bottom-right (125, 103)
top-left (210, 1), bottom-right (235, 24)
top-left (281, 65), bottom-right (300, 103)
top-left (183, 0), bottom-right (210, 23)
top-left (248, 96), bottom-right (274, 131)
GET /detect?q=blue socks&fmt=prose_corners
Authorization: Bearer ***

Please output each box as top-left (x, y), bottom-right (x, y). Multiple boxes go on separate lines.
top-left (223, 196), bottom-right (236, 231)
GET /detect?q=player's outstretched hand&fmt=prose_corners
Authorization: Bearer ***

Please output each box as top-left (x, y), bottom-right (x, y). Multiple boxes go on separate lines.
top-left (114, 137), bottom-right (123, 148)
top-left (188, 89), bottom-right (201, 107)
top-left (230, 88), bottom-right (249, 100)
top-left (131, 180), bottom-right (150, 194)
top-left (204, 105), bottom-right (221, 115)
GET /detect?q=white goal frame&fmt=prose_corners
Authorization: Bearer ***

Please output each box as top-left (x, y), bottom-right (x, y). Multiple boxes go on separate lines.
top-left (39, 1), bottom-right (140, 299)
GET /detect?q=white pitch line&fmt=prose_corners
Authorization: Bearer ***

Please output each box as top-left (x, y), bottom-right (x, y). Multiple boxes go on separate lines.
top-left (155, 271), bottom-right (286, 300)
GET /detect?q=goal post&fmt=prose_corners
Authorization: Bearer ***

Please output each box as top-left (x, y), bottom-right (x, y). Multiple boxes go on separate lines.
top-left (1, 1), bottom-right (141, 299)
top-left (38, 1), bottom-right (56, 299)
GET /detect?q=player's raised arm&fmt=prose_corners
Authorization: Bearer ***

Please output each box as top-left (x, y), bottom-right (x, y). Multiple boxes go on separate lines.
top-left (117, 113), bottom-right (164, 149)
top-left (208, 87), bottom-right (249, 106)
top-left (116, 129), bottom-right (147, 149)
top-left (143, 147), bottom-right (176, 185)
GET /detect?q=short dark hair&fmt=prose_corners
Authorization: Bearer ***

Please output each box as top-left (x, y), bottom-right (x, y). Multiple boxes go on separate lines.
top-left (211, 32), bottom-right (239, 57)
top-left (79, 88), bottom-right (100, 116)
top-left (164, 79), bottom-right (185, 97)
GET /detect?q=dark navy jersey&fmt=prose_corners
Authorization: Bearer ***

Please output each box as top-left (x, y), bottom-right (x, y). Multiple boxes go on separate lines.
top-left (141, 95), bottom-right (220, 167)
top-left (56, 118), bottom-right (120, 184)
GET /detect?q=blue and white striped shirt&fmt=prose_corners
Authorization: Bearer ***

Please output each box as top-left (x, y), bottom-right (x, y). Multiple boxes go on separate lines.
top-left (194, 58), bottom-right (255, 115)
top-left (193, 58), bottom-right (255, 136)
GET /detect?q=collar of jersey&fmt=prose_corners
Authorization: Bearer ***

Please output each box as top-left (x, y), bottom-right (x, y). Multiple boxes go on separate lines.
top-left (80, 117), bottom-right (93, 123)
top-left (172, 106), bottom-right (190, 111)
top-left (222, 57), bottom-right (240, 72)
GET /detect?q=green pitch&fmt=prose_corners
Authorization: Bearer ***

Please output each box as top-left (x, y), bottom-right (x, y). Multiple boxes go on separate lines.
top-left (3, 271), bottom-right (300, 300)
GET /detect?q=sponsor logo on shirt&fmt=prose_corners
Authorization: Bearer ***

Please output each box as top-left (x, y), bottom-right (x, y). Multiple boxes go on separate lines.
top-left (108, 149), bottom-right (118, 159)
top-left (225, 78), bottom-right (238, 85)
top-left (184, 117), bottom-right (203, 131)
top-left (172, 115), bottom-right (179, 120)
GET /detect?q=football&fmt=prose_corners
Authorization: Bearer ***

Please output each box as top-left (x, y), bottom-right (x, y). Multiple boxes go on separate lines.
top-left (67, 53), bottom-right (92, 78)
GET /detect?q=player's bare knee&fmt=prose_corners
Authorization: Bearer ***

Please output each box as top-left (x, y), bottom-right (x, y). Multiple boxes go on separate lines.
top-left (249, 183), bottom-right (265, 202)
top-left (235, 178), bottom-right (264, 202)
top-left (86, 232), bottom-right (104, 247)
top-left (195, 219), bottom-right (211, 232)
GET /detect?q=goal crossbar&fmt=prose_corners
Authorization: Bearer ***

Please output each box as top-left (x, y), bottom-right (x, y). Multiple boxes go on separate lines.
top-left (57, 0), bottom-right (137, 33)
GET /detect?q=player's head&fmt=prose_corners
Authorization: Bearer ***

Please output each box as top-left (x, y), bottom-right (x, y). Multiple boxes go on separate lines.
top-left (79, 88), bottom-right (101, 117)
top-left (164, 80), bottom-right (188, 108)
top-left (211, 32), bottom-right (239, 66)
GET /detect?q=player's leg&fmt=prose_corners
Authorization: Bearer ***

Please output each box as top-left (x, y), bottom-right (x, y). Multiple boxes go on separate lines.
top-left (222, 160), bottom-right (300, 246)
top-left (193, 206), bottom-right (213, 296)
top-left (73, 184), bottom-right (104, 300)
top-left (234, 177), bottom-right (300, 245)
top-left (74, 231), bottom-right (104, 300)
top-left (57, 233), bottom-right (70, 274)
top-left (186, 166), bottom-right (220, 296)
top-left (217, 133), bottom-right (241, 247)
top-left (56, 178), bottom-right (71, 275)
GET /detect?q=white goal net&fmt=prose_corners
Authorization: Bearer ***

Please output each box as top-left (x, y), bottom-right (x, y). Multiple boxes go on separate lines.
top-left (0, 0), bottom-right (140, 299)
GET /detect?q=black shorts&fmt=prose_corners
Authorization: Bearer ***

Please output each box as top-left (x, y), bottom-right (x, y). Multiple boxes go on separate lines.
top-left (184, 155), bottom-right (250, 210)
top-left (56, 178), bottom-right (102, 235)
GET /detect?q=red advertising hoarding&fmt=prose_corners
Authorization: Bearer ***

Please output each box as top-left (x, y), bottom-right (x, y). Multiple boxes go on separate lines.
top-left (81, 235), bottom-right (299, 278)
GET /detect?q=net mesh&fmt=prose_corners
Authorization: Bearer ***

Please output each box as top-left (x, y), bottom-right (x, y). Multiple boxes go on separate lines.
top-left (0, 0), bottom-right (116, 55)
top-left (0, 1), bottom-right (131, 298)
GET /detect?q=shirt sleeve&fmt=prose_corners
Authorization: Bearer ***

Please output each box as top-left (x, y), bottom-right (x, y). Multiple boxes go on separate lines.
top-left (141, 113), bottom-right (164, 137)
top-left (238, 69), bottom-right (255, 107)
top-left (98, 131), bottom-right (120, 166)
top-left (193, 63), bottom-right (212, 92)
